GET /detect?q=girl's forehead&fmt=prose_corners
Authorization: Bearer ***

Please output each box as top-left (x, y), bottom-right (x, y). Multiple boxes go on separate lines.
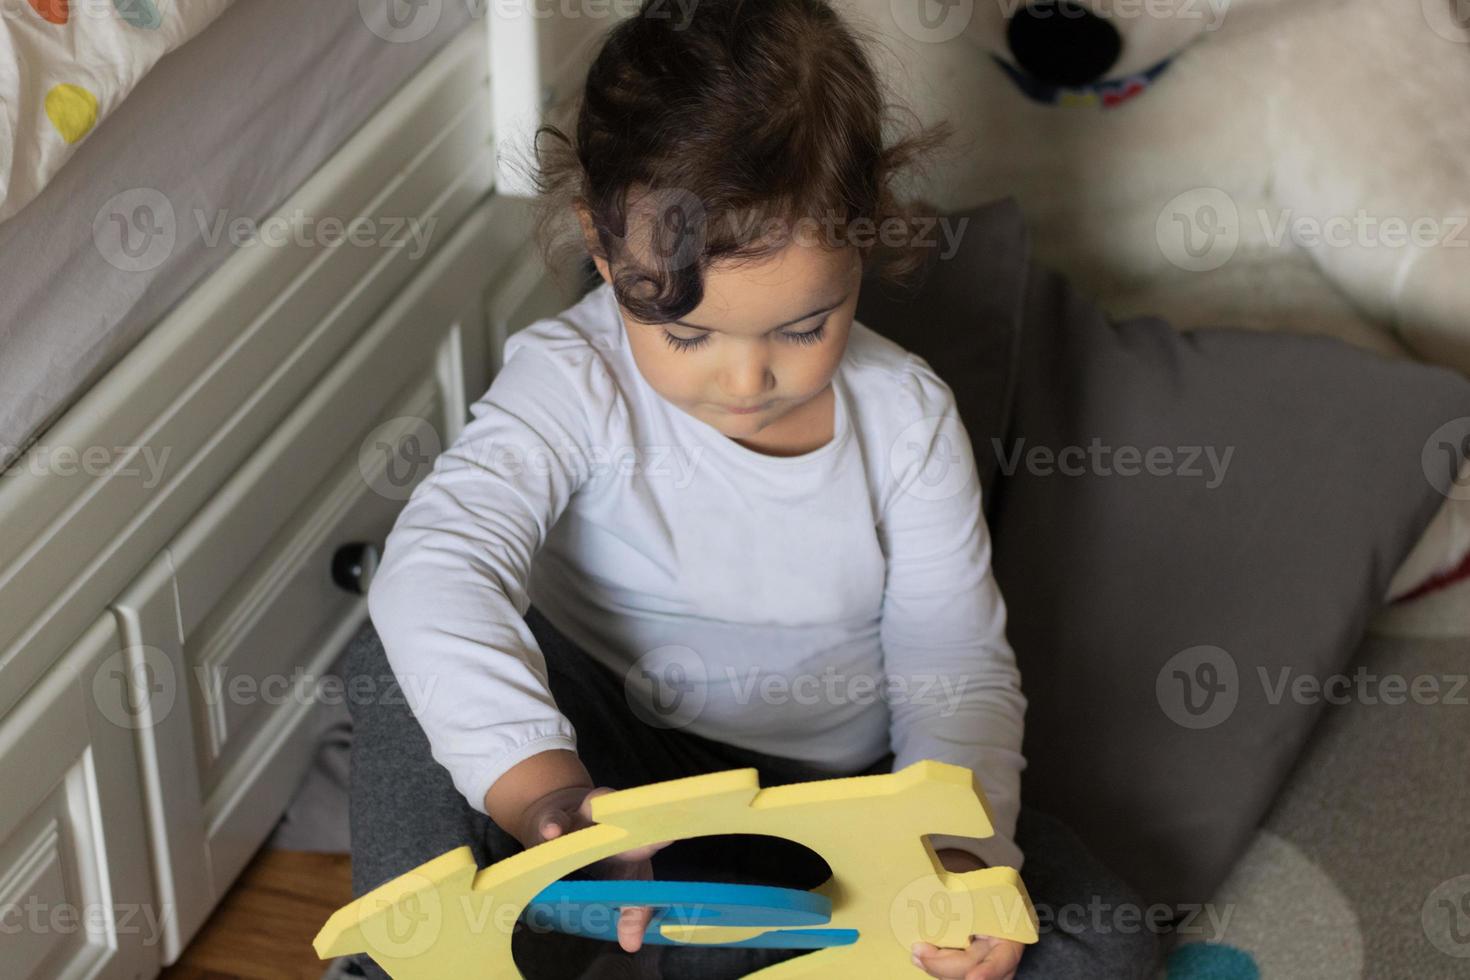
top-left (668, 247), bottom-right (859, 333)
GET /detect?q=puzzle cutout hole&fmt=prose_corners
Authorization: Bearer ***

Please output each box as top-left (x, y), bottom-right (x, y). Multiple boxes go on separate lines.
top-left (510, 832), bottom-right (839, 976)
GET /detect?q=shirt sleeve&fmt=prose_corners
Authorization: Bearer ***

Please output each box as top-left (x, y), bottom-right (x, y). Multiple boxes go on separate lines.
top-left (878, 354), bottom-right (1029, 872)
top-left (365, 325), bottom-right (613, 816)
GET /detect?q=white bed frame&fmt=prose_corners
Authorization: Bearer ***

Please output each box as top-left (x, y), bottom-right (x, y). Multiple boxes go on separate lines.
top-left (0, 13), bottom-right (583, 978)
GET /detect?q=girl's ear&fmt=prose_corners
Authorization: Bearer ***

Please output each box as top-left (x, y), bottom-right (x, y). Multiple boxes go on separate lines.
top-left (573, 202), bottom-right (613, 286)
top-left (574, 201), bottom-right (596, 249)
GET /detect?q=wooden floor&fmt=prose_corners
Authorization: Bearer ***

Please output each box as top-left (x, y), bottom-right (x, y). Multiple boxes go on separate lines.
top-left (159, 849), bottom-right (353, 980)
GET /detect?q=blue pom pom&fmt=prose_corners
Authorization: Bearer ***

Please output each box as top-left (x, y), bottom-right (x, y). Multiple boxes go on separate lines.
top-left (1166, 942), bottom-right (1260, 980)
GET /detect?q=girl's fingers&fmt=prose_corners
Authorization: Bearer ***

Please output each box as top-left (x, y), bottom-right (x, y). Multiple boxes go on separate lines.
top-left (531, 798), bottom-right (583, 842)
top-left (577, 787), bottom-right (613, 816)
top-left (965, 938), bottom-right (1023, 980)
top-left (557, 786), bottom-right (675, 955)
top-left (575, 790), bottom-right (678, 861)
top-left (914, 936), bottom-right (1024, 980)
top-left (912, 941), bottom-right (977, 979)
top-left (599, 854), bottom-right (661, 953)
top-left (617, 904), bottom-right (654, 953)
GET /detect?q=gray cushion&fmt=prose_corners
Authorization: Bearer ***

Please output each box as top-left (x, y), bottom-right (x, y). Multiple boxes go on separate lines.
top-left (856, 195), bottom-right (1470, 909)
top-left (855, 200), bottom-right (1025, 512)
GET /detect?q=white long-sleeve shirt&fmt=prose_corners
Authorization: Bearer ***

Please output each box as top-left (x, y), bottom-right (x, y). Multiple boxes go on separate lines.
top-left (367, 280), bottom-right (1028, 870)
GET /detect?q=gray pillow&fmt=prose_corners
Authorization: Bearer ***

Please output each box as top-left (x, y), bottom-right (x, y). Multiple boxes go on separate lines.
top-left (855, 200), bottom-right (1025, 510)
top-left (856, 196), bottom-right (1470, 910)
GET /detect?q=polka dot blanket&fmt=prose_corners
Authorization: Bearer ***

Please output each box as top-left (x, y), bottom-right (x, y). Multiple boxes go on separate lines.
top-left (0, 0), bottom-right (234, 224)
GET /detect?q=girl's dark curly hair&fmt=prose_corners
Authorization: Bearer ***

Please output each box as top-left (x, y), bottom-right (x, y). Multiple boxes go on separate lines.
top-left (517, 0), bottom-right (955, 324)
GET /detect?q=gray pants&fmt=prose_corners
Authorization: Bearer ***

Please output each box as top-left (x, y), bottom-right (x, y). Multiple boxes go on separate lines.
top-left (346, 606), bottom-right (1162, 979)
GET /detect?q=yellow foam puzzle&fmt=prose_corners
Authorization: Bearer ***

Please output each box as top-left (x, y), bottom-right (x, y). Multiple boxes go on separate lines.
top-left (314, 760), bottom-right (1039, 977)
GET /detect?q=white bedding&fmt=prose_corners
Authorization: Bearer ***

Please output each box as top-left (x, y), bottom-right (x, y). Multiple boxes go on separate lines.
top-left (0, 0), bottom-right (235, 225)
top-left (0, 0), bottom-right (476, 467)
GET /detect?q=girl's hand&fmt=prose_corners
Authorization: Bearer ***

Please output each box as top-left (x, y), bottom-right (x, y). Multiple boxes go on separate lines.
top-left (530, 785), bottom-right (676, 954)
top-left (912, 936), bottom-right (1025, 980)
top-left (910, 848), bottom-right (1025, 979)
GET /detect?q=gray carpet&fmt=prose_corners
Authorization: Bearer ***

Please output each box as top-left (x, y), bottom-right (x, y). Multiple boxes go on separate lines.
top-left (1163, 626), bottom-right (1470, 979)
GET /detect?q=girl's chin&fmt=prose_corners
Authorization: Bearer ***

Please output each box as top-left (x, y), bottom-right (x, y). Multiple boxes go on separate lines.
top-left (710, 418), bottom-right (760, 438)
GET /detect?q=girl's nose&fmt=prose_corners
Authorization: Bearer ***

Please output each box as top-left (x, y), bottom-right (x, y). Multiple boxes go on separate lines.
top-left (719, 352), bottom-right (775, 400)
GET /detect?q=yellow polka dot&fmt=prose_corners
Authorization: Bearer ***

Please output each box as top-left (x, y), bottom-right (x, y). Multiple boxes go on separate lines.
top-left (45, 83), bottom-right (99, 144)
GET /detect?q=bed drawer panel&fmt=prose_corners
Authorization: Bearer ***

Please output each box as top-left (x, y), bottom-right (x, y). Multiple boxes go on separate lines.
top-left (0, 613), bottom-right (158, 980)
top-left (108, 188), bottom-right (514, 959)
top-left (197, 381), bottom-right (447, 910)
top-left (165, 325), bottom-right (451, 644)
top-left (111, 367), bottom-right (451, 964)
top-left (187, 394), bottom-right (444, 786)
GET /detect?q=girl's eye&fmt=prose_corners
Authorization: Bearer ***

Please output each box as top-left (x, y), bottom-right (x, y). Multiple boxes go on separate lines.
top-left (783, 322), bottom-right (827, 346)
top-left (660, 321), bottom-right (828, 353)
top-left (661, 330), bottom-right (710, 352)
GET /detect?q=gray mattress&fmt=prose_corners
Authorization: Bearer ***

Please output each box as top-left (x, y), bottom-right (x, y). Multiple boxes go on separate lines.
top-left (0, 0), bottom-right (477, 471)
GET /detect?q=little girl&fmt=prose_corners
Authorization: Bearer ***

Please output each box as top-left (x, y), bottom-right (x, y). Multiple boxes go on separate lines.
top-left (348, 2), bottom-right (1160, 978)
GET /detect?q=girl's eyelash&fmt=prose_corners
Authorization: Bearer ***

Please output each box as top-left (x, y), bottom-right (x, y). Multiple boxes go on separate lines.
top-left (660, 321), bottom-right (827, 352)
top-left (661, 331), bottom-right (710, 352)
top-left (785, 322), bottom-right (826, 346)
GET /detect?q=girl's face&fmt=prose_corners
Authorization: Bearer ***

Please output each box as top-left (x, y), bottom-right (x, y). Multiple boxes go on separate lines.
top-left (586, 230), bottom-right (862, 442)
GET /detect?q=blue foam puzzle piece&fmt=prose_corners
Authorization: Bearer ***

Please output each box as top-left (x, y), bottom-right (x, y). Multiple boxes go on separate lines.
top-left (522, 879), bottom-right (860, 949)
